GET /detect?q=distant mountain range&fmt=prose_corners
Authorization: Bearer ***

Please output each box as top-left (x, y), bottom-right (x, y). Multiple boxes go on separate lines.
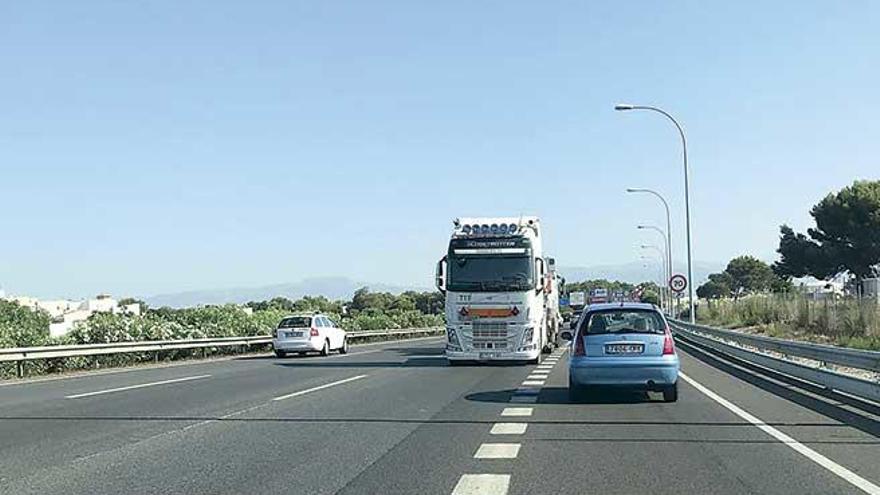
top-left (558, 261), bottom-right (723, 287)
top-left (143, 277), bottom-right (430, 308)
top-left (143, 262), bottom-right (724, 308)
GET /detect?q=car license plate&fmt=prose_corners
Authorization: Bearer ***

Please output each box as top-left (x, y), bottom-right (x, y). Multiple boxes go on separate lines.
top-left (479, 352), bottom-right (501, 359)
top-left (287, 331), bottom-right (303, 338)
top-left (605, 343), bottom-right (644, 354)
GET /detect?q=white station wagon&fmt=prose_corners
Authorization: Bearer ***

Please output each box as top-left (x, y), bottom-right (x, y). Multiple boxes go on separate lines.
top-left (272, 314), bottom-right (349, 358)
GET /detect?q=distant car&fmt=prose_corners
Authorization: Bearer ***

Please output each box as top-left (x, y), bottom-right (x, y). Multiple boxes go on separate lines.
top-left (561, 302), bottom-right (679, 402)
top-left (272, 314), bottom-right (348, 358)
top-left (569, 309), bottom-right (583, 329)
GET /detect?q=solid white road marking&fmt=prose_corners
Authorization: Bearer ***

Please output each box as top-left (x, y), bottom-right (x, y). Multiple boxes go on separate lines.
top-left (680, 372), bottom-right (880, 495)
top-left (490, 423), bottom-right (528, 435)
top-left (522, 380), bottom-right (545, 386)
top-left (272, 374), bottom-right (368, 401)
top-left (510, 395), bottom-right (538, 403)
top-left (501, 407), bottom-right (533, 416)
top-left (65, 374), bottom-right (211, 399)
top-left (452, 474), bottom-right (510, 495)
top-left (474, 443), bottom-right (521, 459)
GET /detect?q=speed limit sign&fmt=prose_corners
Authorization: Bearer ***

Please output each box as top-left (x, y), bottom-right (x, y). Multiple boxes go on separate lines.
top-left (669, 274), bottom-right (688, 293)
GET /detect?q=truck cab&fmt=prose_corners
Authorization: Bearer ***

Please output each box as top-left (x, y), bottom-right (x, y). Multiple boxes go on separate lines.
top-left (435, 216), bottom-right (558, 364)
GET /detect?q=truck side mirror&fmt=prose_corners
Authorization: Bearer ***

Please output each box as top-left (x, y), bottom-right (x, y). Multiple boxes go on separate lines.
top-left (535, 257), bottom-right (545, 293)
top-left (435, 256), bottom-right (447, 293)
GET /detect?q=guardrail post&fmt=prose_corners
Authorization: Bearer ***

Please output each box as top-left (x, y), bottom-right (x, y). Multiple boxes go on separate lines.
top-left (16, 360), bottom-right (24, 378)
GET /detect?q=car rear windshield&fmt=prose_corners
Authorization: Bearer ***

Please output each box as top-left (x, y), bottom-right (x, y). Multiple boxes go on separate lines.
top-left (581, 309), bottom-right (665, 335)
top-left (278, 316), bottom-right (312, 328)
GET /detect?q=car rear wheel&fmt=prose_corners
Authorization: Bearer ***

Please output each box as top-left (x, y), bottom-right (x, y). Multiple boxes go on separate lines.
top-left (339, 337), bottom-right (349, 354)
top-left (320, 339), bottom-right (330, 357)
top-left (274, 350), bottom-right (286, 358)
top-left (663, 383), bottom-right (678, 403)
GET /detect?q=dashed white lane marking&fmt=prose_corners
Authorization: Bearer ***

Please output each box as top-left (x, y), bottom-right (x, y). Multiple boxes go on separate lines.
top-left (474, 443), bottom-right (521, 459)
top-left (536, 366), bottom-right (553, 370)
top-left (501, 407), bottom-right (533, 417)
top-left (452, 474), bottom-right (510, 495)
top-left (522, 380), bottom-right (545, 386)
top-left (680, 372), bottom-right (880, 495)
top-left (65, 374), bottom-right (211, 399)
top-left (491, 423), bottom-right (528, 435)
top-left (515, 387), bottom-right (539, 395)
top-left (272, 374), bottom-right (368, 401)
top-left (527, 374), bottom-right (548, 380)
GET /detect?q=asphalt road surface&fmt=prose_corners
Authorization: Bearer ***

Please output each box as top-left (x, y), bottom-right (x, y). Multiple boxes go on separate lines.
top-left (2, 336), bottom-right (879, 495)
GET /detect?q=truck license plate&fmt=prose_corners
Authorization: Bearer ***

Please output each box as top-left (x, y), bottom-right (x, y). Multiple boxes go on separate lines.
top-left (479, 352), bottom-right (501, 359)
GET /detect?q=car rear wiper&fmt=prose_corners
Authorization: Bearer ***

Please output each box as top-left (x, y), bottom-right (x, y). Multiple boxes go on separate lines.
top-left (614, 329), bottom-right (663, 334)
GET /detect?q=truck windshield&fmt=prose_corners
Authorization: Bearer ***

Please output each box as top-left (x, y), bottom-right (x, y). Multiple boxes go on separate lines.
top-left (447, 254), bottom-right (534, 292)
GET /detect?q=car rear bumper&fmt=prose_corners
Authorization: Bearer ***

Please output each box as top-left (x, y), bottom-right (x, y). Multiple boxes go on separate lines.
top-left (272, 338), bottom-right (322, 352)
top-left (569, 355), bottom-right (679, 387)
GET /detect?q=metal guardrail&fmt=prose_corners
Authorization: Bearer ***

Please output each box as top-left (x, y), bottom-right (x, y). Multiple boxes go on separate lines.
top-left (670, 320), bottom-right (880, 403)
top-left (0, 327), bottom-right (444, 378)
top-left (671, 320), bottom-right (880, 372)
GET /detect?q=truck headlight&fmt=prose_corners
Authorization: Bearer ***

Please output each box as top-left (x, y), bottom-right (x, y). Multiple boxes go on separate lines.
top-left (447, 328), bottom-right (462, 350)
top-left (520, 327), bottom-right (534, 346)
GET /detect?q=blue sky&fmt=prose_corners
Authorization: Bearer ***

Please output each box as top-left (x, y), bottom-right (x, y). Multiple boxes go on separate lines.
top-left (1, 1), bottom-right (878, 299)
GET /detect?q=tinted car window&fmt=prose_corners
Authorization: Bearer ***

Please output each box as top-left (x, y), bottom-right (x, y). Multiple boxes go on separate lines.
top-left (581, 309), bottom-right (665, 335)
top-left (279, 317), bottom-right (311, 328)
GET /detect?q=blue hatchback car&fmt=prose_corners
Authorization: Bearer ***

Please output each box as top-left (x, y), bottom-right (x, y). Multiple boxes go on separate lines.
top-left (563, 302), bottom-right (680, 402)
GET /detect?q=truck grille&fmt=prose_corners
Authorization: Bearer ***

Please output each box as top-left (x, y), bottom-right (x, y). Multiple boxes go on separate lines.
top-left (471, 323), bottom-right (509, 349)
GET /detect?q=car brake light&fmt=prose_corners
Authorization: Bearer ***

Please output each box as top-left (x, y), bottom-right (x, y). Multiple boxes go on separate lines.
top-left (662, 330), bottom-right (675, 355)
top-left (310, 327), bottom-right (319, 337)
top-left (573, 333), bottom-right (585, 356)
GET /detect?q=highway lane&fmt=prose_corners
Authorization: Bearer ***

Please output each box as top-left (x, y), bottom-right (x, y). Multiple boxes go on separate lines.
top-left (1, 337), bottom-right (879, 494)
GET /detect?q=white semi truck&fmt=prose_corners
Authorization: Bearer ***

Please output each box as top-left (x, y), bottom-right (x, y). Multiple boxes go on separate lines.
top-left (435, 216), bottom-right (561, 364)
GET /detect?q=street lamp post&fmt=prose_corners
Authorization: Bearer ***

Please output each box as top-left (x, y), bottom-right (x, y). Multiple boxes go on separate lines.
top-left (639, 255), bottom-right (665, 302)
top-left (638, 225), bottom-right (671, 314)
top-left (617, 104), bottom-right (696, 323)
top-left (627, 188), bottom-right (673, 286)
top-left (640, 244), bottom-right (668, 313)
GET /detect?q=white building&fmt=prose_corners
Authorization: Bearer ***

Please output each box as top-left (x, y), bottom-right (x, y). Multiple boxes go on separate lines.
top-left (1, 293), bottom-right (141, 338)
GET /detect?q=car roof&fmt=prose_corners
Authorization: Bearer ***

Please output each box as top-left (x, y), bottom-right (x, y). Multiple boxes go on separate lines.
top-left (280, 313), bottom-right (322, 319)
top-left (584, 302), bottom-right (658, 312)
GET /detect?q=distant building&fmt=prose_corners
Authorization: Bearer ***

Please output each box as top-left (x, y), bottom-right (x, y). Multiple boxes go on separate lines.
top-left (1, 292), bottom-right (140, 338)
top-left (862, 278), bottom-right (880, 301)
top-left (798, 279), bottom-right (844, 300)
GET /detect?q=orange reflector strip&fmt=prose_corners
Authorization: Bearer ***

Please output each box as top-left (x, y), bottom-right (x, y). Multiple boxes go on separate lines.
top-left (468, 307), bottom-right (515, 318)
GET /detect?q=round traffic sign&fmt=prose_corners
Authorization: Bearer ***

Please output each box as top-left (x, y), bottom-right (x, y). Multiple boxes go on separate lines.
top-left (669, 274), bottom-right (688, 293)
